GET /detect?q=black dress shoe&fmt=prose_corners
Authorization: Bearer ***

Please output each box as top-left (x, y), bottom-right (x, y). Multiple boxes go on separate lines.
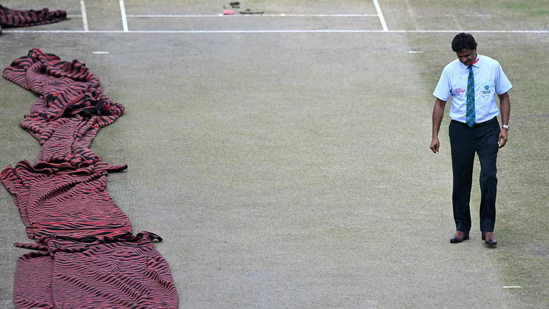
top-left (450, 234), bottom-right (469, 243)
top-left (481, 232), bottom-right (486, 240)
top-left (485, 238), bottom-right (497, 247)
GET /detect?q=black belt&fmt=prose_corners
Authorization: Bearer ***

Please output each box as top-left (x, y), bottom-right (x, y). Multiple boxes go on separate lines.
top-left (452, 117), bottom-right (496, 128)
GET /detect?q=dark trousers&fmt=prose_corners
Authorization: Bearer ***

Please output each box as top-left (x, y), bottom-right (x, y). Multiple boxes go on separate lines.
top-left (449, 117), bottom-right (500, 234)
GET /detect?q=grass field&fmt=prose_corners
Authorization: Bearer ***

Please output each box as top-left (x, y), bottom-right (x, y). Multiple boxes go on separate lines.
top-left (1, 1), bottom-right (548, 308)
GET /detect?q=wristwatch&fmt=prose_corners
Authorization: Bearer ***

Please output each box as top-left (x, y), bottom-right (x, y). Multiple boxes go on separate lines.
top-left (502, 124), bottom-right (509, 130)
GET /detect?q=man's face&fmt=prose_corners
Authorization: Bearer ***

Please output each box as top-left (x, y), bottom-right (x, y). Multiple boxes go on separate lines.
top-left (456, 49), bottom-right (477, 66)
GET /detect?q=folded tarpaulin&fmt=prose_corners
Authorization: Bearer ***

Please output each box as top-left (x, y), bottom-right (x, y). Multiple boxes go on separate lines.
top-left (0, 5), bottom-right (67, 29)
top-left (13, 232), bottom-right (179, 308)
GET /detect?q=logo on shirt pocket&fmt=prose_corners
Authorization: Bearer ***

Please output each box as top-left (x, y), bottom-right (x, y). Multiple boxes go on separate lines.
top-left (481, 85), bottom-right (493, 95)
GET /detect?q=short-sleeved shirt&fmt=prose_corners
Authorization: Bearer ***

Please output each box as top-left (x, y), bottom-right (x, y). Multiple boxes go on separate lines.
top-left (433, 54), bottom-right (512, 124)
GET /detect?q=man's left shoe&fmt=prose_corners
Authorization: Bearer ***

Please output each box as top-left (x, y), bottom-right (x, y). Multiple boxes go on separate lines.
top-left (485, 238), bottom-right (497, 247)
top-left (483, 232), bottom-right (497, 247)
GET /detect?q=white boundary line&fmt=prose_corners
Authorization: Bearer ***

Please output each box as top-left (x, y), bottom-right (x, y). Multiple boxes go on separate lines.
top-left (119, 0), bottom-right (129, 32)
top-left (126, 14), bottom-right (379, 18)
top-left (3, 29), bottom-right (549, 34)
top-left (372, 0), bottom-right (388, 31)
top-left (80, 0), bottom-right (89, 32)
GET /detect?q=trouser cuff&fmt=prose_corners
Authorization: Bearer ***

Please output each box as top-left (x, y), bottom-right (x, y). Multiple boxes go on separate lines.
top-left (480, 220), bottom-right (495, 233)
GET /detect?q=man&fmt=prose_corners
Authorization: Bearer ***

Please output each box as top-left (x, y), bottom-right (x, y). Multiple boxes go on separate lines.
top-left (430, 33), bottom-right (512, 247)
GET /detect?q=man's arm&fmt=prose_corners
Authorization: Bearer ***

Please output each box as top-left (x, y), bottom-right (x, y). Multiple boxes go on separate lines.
top-left (431, 98), bottom-right (447, 153)
top-left (498, 92), bottom-right (510, 148)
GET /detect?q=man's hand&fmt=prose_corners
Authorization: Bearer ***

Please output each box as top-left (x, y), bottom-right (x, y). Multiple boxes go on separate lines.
top-left (498, 129), bottom-right (508, 148)
top-left (430, 136), bottom-right (440, 153)
top-left (431, 99), bottom-right (446, 154)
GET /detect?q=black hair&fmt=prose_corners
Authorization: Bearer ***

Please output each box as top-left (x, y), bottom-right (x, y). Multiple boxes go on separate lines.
top-left (451, 33), bottom-right (477, 52)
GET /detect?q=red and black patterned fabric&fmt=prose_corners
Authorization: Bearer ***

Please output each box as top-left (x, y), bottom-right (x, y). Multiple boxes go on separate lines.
top-left (14, 232), bottom-right (178, 309)
top-left (0, 5), bottom-right (67, 30)
top-left (2, 49), bottom-right (179, 308)
top-left (3, 49), bottom-right (125, 168)
top-left (1, 160), bottom-right (132, 240)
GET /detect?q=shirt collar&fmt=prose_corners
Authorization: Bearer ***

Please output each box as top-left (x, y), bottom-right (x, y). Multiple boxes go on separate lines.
top-left (463, 53), bottom-right (481, 70)
top-left (472, 53), bottom-right (480, 66)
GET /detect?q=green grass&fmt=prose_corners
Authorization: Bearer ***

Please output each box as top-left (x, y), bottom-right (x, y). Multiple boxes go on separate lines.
top-left (503, 1), bottom-right (549, 15)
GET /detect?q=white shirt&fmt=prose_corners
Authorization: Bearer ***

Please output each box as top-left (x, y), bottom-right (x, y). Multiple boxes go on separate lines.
top-left (433, 54), bottom-right (512, 124)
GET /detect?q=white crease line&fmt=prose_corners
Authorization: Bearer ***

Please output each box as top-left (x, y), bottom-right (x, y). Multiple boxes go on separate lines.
top-left (243, 14), bottom-right (379, 17)
top-left (372, 0), bottom-right (388, 31)
top-left (503, 286), bottom-right (522, 289)
top-left (450, 15), bottom-right (462, 31)
top-left (126, 14), bottom-right (378, 18)
top-left (445, 14), bottom-right (491, 18)
top-left (3, 30), bottom-right (387, 33)
top-left (403, 0), bottom-right (419, 30)
top-left (120, 0), bottom-right (128, 32)
top-left (80, 0), bottom-right (88, 32)
top-left (92, 51), bottom-right (109, 54)
top-left (3, 29), bottom-right (549, 34)
top-left (125, 13), bottom-right (490, 19)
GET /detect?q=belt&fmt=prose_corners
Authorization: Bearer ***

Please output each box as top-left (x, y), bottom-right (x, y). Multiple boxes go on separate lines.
top-left (452, 117), bottom-right (496, 128)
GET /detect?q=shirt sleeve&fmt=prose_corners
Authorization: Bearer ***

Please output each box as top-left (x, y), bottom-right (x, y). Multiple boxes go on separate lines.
top-left (433, 66), bottom-right (451, 101)
top-left (495, 63), bottom-right (512, 95)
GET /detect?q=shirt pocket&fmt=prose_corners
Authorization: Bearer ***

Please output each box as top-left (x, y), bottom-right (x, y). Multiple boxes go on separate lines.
top-left (479, 82), bottom-right (495, 98)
